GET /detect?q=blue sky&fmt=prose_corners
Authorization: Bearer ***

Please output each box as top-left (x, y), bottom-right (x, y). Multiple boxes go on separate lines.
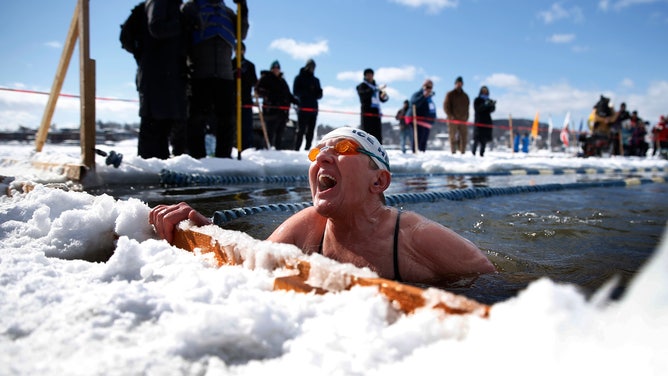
top-left (0, 0), bottom-right (667, 132)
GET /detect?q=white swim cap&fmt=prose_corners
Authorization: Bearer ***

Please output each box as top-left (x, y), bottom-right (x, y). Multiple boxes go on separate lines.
top-left (320, 127), bottom-right (390, 171)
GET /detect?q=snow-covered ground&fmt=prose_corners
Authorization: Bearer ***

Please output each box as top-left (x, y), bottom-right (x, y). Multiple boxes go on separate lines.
top-left (1, 139), bottom-right (667, 375)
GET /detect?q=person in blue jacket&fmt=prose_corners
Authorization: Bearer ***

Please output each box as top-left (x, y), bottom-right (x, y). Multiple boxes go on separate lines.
top-left (521, 132), bottom-right (530, 153)
top-left (406, 79), bottom-right (437, 152)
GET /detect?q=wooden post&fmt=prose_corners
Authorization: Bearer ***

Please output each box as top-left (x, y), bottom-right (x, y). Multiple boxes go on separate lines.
top-left (509, 114), bottom-right (514, 154)
top-left (34, 0), bottom-right (96, 176)
top-left (235, 1), bottom-right (242, 160)
top-left (35, 3), bottom-right (80, 152)
top-left (255, 93), bottom-right (270, 149)
top-left (78, 0), bottom-right (96, 171)
top-left (412, 105), bottom-right (418, 153)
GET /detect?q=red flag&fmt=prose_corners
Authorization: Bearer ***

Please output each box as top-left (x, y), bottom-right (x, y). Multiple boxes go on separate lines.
top-left (560, 124), bottom-right (569, 147)
top-left (560, 111), bottom-right (571, 147)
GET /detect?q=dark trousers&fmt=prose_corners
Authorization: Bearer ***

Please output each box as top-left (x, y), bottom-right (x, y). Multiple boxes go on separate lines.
top-left (138, 117), bottom-right (184, 159)
top-left (295, 110), bottom-right (318, 150)
top-left (240, 105), bottom-right (254, 150)
top-left (361, 113), bottom-right (383, 144)
top-left (416, 126), bottom-right (430, 152)
top-left (472, 139), bottom-right (488, 156)
top-left (188, 78), bottom-right (234, 158)
top-left (264, 111), bottom-right (288, 150)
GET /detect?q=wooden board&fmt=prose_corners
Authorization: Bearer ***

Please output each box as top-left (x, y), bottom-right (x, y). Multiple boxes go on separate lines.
top-left (172, 226), bottom-right (490, 318)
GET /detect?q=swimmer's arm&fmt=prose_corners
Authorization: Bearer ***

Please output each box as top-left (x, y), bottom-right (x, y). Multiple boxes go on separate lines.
top-left (411, 218), bottom-right (496, 276)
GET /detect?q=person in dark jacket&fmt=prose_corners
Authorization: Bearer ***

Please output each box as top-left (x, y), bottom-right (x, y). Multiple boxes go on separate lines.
top-left (356, 68), bottom-right (389, 144)
top-left (472, 86), bottom-right (495, 157)
top-left (231, 42), bottom-right (257, 150)
top-left (255, 60), bottom-right (297, 150)
top-left (444, 76), bottom-right (470, 154)
top-left (611, 102), bottom-right (630, 156)
top-left (395, 100), bottom-right (413, 153)
top-left (292, 59), bottom-right (323, 151)
top-left (406, 79), bottom-right (436, 152)
top-left (181, 0), bottom-right (248, 158)
top-left (121, 0), bottom-right (189, 160)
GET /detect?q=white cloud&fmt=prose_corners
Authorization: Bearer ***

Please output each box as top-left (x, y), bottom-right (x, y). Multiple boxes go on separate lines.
top-left (44, 41), bottom-right (62, 49)
top-left (389, 0), bottom-right (458, 14)
top-left (621, 78), bottom-right (635, 88)
top-left (268, 38), bottom-right (329, 60)
top-left (375, 66), bottom-right (419, 83)
top-left (323, 86), bottom-right (355, 100)
top-left (482, 73), bottom-right (523, 89)
top-left (547, 33), bottom-right (576, 43)
top-left (538, 3), bottom-right (584, 23)
top-left (337, 66), bottom-right (418, 84)
top-left (599, 0), bottom-right (610, 11)
top-left (599, 0), bottom-right (663, 11)
top-left (336, 71), bottom-right (361, 81)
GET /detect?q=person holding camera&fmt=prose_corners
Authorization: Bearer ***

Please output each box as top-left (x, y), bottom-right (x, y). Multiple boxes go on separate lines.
top-left (357, 68), bottom-right (389, 144)
top-left (406, 79), bottom-right (437, 152)
top-left (472, 85), bottom-right (496, 157)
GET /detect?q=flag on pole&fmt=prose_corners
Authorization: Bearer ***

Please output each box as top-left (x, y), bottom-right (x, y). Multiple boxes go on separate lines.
top-left (531, 111), bottom-right (540, 138)
top-left (547, 115), bottom-right (553, 150)
top-left (562, 111), bottom-right (571, 130)
top-left (560, 111), bottom-right (570, 147)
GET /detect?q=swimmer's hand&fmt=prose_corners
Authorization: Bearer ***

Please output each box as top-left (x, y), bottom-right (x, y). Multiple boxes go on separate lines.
top-left (149, 202), bottom-right (212, 244)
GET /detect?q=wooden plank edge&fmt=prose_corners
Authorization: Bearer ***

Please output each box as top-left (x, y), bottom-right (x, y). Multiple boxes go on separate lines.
top-left (173, 227), bottom-right (489, 318)
top-left (0, 158), bottom-right (85, 181)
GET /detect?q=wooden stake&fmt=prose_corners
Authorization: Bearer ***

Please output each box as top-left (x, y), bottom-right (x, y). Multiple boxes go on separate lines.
top-left (509, 114), bottom-right (514, 154)
top-left (412, 105), bottom-right (418, 153)
top-left (235, 2), bottom-right (242, 160)
top-left (78, 0), bottom-right (95, 172)
top-left (35, 0), bottom-right (95, 177)
top-left (255, 93), bottom-right (271, 149)
top-left (35, 2), bottom-right (80, 152)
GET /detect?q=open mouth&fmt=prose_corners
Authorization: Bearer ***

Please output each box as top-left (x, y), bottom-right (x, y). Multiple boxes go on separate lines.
top-left (318, 174), bottom-right (337, 191)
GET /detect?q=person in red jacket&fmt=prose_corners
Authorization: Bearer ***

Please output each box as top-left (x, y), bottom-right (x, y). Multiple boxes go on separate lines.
top-left (652, 115), bottom-right (668, 158)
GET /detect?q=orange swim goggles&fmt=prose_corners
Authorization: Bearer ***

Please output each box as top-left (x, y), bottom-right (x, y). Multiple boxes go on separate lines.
top-left (308, 139), bottom-right (371, 162)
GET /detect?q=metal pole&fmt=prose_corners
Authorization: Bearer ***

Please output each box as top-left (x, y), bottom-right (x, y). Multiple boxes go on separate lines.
top-left (235, 2), bottom-right (242, 160)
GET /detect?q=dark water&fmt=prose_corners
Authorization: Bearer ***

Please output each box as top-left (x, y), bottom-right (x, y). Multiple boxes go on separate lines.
top-left (103, 173), bottom-right (668, 305)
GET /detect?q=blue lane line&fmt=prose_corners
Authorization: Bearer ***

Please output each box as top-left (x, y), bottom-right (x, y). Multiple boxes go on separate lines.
top-left (211, 175), bottom-right (667, 225)
top-left (160, 167), bottom-right (667, 187)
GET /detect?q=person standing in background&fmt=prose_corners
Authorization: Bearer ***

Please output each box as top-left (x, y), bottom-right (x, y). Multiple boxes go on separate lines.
top-left (472, 85), bottom-right (495, 157)
top-left (611, 102), bottom-right (630, 156)
top-left (395, 100), bottom-right (413, 153)
top-left (521, 132), bottom-right (530, 153)
top-left (181, 0), bottom-right (249, 158)
top-left (255, 60), bottom-right (298, 149)
top-left (357, 68), bottom-right (389, 144)
top-left (406, 79), bottom-right (436, 152)
top-left (652, 115), bottom-right (668, 158)
top-left (292, 59), bottom-right (323, 151)
top-left (444, 76), bottom-right (470, 155)
top-left (120, 0), bottom-right (188, 159)
top-left (232, 42), bottom-right (257, 150)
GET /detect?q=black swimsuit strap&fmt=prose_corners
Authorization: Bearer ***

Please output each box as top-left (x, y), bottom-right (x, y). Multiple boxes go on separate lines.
top-left (318, 210), bottom-right (403, 282)
top-left (393, 210), bottom-right (403, 282)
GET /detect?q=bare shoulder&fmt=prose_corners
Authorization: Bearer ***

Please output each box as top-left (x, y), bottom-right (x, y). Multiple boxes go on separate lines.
top-left (400, 211), bottom-right (495, 276)
top-left (267, 207), bottom-right (325, 251)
